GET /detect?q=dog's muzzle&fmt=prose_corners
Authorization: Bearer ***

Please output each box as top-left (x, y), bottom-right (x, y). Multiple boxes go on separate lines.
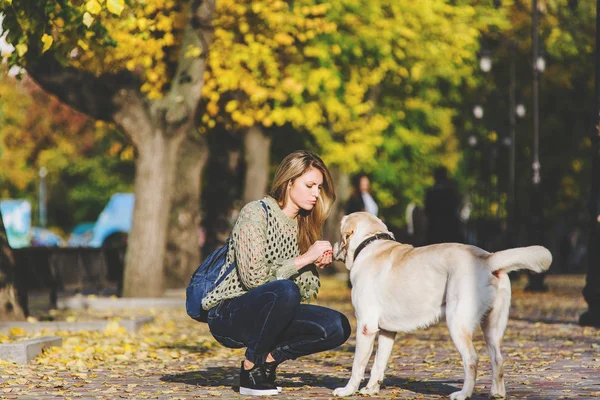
top-left (333, 242), bottom-right (347, 262)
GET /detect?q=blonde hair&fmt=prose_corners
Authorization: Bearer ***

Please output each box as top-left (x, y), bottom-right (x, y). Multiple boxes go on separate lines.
top-left (270, 150), bottom-right (336, 253)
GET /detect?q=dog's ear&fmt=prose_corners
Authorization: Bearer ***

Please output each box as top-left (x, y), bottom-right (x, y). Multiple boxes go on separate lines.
top-left (344, 230), bottom-right (354, 241)
top-left (340, 215), bottom-right (348, 230)
top-left (340, 215), bottom-right (354, 242)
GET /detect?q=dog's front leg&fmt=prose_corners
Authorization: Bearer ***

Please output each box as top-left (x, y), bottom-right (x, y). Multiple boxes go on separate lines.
top-left (333, 321), bottom-right (378, 397)
top-left (360, 329), bottom-right (396, 396)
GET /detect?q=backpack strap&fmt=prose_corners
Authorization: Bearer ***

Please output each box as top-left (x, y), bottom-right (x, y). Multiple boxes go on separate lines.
top-left (214, 199), bottom-right (269, 287)
top-left (259, 199), bottom-right (268, 218)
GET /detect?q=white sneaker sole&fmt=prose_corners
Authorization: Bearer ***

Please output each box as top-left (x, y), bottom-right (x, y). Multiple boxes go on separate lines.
top-left (240, 387), bottom-right (279, 396)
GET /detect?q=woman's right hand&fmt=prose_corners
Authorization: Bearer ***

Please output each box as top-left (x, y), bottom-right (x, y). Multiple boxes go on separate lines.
top-left (295, 240), bottom-right (332, 269)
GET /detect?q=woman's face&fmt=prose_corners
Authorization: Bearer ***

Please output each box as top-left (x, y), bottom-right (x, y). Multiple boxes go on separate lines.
top-left (359, 176), bottom-right (370, 193)
top-left (288, 167), bottom-right (324, 212)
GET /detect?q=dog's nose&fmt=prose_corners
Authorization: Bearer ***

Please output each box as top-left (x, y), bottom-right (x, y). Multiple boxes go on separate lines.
top-left (333, 242), bottom-right (341, 260)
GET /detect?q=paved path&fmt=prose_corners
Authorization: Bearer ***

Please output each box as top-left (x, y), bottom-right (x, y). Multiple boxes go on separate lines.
top-left (1, 274), bottom-right (598, 399)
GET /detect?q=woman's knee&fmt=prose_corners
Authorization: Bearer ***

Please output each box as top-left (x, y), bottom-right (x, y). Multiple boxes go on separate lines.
top-left (327, 312), bottom-right (351, 346)
top-left (263, 280), bottom-right (301, 311)
top-left (340, 313), bottom-right (352, 343)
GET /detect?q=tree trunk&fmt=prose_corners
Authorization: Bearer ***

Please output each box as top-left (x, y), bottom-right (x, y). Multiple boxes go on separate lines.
top-left (25, 2), bottom-right (217, 298)
top-left (203, 128), bottom-right (243, 253)
top-left (243, 125), bottom-right (271, 203)
top-left (164, 134), bottom-right (208, 288)
top-left (121, 120), bottom-right (187, 297)
top-left (0, 211), bottom-right (26, 321)
top-left (323, 168), bottom-right (351, 274)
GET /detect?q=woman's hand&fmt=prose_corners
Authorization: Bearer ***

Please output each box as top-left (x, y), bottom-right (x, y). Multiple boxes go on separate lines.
top-left (314, 250), bottom-right (333, 269)
top-left (295, 240), bottom-right (332, 270)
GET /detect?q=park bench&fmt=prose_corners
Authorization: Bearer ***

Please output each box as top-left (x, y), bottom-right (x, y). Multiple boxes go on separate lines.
top-left (12, 246), bottom-right (125, 316)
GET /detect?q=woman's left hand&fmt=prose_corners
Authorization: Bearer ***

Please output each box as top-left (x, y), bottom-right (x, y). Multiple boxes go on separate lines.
top-left (314, 250), bottom-right (333, 269)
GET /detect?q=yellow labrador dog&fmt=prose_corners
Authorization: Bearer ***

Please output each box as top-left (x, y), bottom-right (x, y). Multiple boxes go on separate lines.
top-left (332, 212), bottom-right (552, 400)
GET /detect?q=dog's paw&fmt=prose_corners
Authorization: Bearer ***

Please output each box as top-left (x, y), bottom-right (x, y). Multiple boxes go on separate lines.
top-left (359, 385), bottom-right (380, 396)
top-left (333, 386), bottom-right (357, 397)
top-left (449, 391), bottom-right (470, 400)
top-left (490, 393), bottom-right (506, 399)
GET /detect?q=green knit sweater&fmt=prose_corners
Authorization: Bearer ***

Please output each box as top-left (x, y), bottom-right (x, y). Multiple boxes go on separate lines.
top-left (201, 196), bottom-right (320, 310)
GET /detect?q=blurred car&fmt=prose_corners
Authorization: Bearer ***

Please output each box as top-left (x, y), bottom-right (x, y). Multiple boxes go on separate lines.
top-left (67, 222), bottom-right (96, 247)
top-left (66, 193), bottom-right (134, 248)
top-left (89, 193), bottom-right (133, 248)
top-left (30, 226), bottom-right (65, 247)
top-left (1, 199), bottom-right (32, 248)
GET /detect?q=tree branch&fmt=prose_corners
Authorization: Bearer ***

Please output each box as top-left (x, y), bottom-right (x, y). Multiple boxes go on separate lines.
top-left (158, 0), bottom-right (215, 128)
top-left (27, 54), bottom-right (140, 122)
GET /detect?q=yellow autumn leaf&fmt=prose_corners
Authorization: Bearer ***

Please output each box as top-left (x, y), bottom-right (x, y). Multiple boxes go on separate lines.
top-left (206, 102), bottom-right (219, 117)
top-left (120, 146), bottom-right (134, 161)
top-left (185, 44), bottom-right (202, 58)
top-left (106, 0), bottom-right (125, 16)
top-left (41, 34), bottom-right (53, 53)
top-left (225, 100), bottom-right (238, 113)
top-left (85, 0), bottom-right (102, 15)
top-left (15, 43), bottom-right (28, 57)
top-left (77, 39), bottom-right (89, 51)
top-left (83, 12), bottom-right (95, 28)
top-left (9, 327), bottom-right (25, 336)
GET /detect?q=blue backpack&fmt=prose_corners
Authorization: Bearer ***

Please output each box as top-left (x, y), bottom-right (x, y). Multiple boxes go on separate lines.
top-left (185, 201), bottom-right (267, 322)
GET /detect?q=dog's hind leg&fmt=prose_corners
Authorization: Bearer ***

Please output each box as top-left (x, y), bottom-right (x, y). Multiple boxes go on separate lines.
top-left (447, 318), bottom-right (478, 400)
top-left (481, 274), bottom-right (510, 399)
top-left (360, 329), bottom-right (396, 396)
top-left (333, 320), bottom-right (378, 397)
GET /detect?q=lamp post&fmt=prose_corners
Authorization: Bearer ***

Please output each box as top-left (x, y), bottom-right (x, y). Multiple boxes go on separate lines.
top-left (479, 50), bottom-right (493, 73)
top-left (39, 167), bottom-right (47, 228)
top-left (507, 39), bottom-right (517, 247)
top-left (579, 0), bottom-right (600, 327)
top-left (472, 105), bottom-right (484, 223)
top-left (507, 38), bottom-right (526, 249)
top-left (532, 0), bottom-right (542, 199)
top-left (525, 0), bottom-right (548, 292)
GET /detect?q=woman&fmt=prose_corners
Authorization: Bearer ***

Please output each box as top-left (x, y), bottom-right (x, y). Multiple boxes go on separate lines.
top-left (200, 150), bottom-right (351, 396)
top-left (345, 173), bottom-right (379, 216)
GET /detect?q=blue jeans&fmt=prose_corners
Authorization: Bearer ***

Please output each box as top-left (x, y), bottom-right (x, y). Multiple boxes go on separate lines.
top-left (207, 280), bottom-right (351, 365)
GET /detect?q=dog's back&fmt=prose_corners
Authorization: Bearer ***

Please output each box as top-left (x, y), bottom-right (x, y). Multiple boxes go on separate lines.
top-left (351, 242), bottom-right (469, 332)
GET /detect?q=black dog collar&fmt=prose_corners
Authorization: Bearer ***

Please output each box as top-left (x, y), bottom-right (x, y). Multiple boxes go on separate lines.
top-left (353, 233), bottom-right (395, 261)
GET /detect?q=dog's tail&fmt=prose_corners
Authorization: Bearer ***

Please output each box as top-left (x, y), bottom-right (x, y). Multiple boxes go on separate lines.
top-left (487, 246), bottom-right (552, 274)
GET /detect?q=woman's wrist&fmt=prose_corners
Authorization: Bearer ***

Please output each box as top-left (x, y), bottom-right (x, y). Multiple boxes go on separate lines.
top-left (294, 254), bottom-right (309, 270)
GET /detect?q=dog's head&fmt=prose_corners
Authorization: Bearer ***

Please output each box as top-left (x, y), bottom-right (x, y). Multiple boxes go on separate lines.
top-left (333, 212), bottom-right (393, 270)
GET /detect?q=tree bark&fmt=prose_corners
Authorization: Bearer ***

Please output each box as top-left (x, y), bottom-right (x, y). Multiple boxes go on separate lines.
top-left (121, 116), bottom-right (187, 297)
top-left (164, 133), bottom-right (208, 288)
top-left (243, 125), bottom-right (271, 204)
top-left (0, 211), bottom-right (26, 321)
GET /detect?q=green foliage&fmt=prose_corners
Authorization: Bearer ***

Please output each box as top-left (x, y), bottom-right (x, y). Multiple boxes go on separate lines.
top-left (0, 0), bottom-right (515, 232)
top-left (0, 75), bottom-right (134, 230)
top-left (455, 0), bottom-right (595, 229)
top-left (199, 0), bottom-right (506, 229)
top-left (327, 0), bottom-right (506, 227)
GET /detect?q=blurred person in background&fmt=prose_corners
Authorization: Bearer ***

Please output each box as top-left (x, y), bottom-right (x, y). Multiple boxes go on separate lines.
top-left (345, 173), bottom-right (379, 288)
top-left (424, 166), bottom-right (463, 244)
top-left (346, 173), bottom-right (379, 216)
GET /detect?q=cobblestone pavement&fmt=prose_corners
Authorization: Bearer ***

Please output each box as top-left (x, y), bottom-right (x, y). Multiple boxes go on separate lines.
top-left (1, 274), bottom-right (599, 399)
